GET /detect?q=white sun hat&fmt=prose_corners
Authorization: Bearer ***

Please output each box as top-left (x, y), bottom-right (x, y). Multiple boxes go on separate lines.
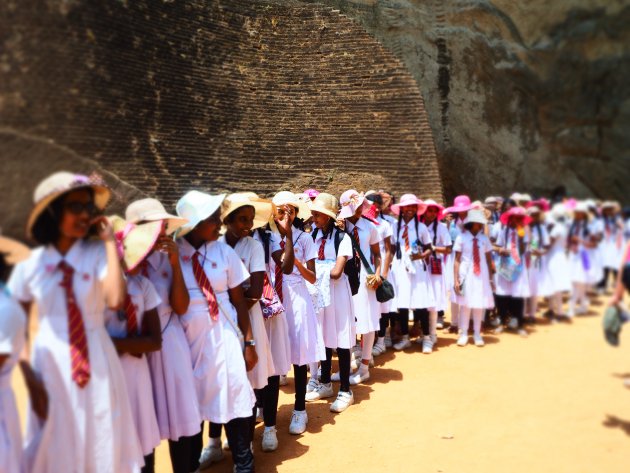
top-left (174, 190), bottom-right (226, 238)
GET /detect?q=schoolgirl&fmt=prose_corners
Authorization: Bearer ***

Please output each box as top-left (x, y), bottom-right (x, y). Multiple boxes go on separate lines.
top-left (441, 195), bottom-right (476, 334)
top-left (453, 210), bottom-right (495, 346)
top-left (420, 199), bottom-right (452, 350)
top-left (8, 172), bottom-right (144, 473)
top-left (363, 192), bottom-right (395, 357)
top-left (124, 198), bottom-right (202, 473)
top-left (378, 191), bottom-right (399, 347)
top-left (270, 191), bottom-right (324, 435)
top-left (544, 203), bottom-right (572, 319)
top-left (585, 200), bottom-right (605, 292)
top-left (106, 217), bottom-right (163, 472)
top-left (305, 193), bottom-right (356, 412)
top-left (524, 206), bottom-right (552, 323)
top-left (220, 193), bottom-right (278, 452)
top-left (175, 190), bottom-right (257, 472)
top-left (567, 202), bottom-right (596, 317)
top-left (389, 194), bottom-right (433, 352)
top-left (0, 236), bottom-right (30, 473)
top-left (493, 206), bottom-right (531, 336)
top-left (600, 201), bottom-right (624, 291)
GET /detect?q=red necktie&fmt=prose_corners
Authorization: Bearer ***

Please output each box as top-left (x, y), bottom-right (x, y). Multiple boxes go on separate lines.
top-left (473, 237), bottom-right (481, 276)
top-left (402, 225), bottom-right (410, 252)
top-left (510, 231), bottom-right (521, 264)
top-left (124, 293), bottom-right (139, 336)
top-left (191, 251), bottom-right (219, 321)
top-left (58, 261), bottom-right (91, 388)
top-left (274, 240), bottom-right (285, 303)
top-left (318, 238), bottom-right (326, 260)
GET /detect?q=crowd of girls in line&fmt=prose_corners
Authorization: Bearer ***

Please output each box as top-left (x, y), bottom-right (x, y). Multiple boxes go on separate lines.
top-left (1, 172), bottom-right (628, 473)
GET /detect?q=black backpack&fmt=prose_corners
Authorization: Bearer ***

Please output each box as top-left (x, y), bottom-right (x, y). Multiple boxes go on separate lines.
top-left (312, 228), bottom-right (360, 295)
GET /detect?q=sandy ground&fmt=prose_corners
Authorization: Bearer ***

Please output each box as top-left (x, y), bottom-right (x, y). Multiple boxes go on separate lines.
top-left (12, 296), bottom-right (630, 473)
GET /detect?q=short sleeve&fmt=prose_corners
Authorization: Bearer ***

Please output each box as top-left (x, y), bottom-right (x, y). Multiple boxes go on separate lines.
top-left (338, 233), bottom-right (354, 259)
top-left (7, 259), bottom-right (33, 303)
top-left (495, 229), bottom-right (505, 247)
top-left (482, 236), bottom-right (493, 253)
top-left (0, 297), bottom-right (25, 355)
top-left (383, 221), bottom-right (393, 239)
top-left (453, 235), bottom-right (463, 253)
top-left (419, 225), bottom-right (432, 245)
top-left (94, 242), bottom-right (108, 282)
top-left (369, 224), bottom-right (381, 246)
top-left (248, 239), bottom-right (266, 273)
top-left (225, 245), bottom-right (250, 289)
top-left (440, 224), bottom-right (452, 246)
top-left (141, 278), bottom-right (162, 311)
top-left (270, 234), bottom-right (282, 254)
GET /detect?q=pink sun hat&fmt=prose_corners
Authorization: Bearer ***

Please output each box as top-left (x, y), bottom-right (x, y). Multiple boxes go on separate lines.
top-left (422, 198), bottom-right (445, 219)
top-left (338, 189), bottom-right (370, 219)
top-left (390, 193), bottom-right (427, 216)
top-left (304, 188), bottom-right (320, 200)
top-left (443, 195), bottom-right (476, 214)
top-left (500, 206), bottom-right (533, 226)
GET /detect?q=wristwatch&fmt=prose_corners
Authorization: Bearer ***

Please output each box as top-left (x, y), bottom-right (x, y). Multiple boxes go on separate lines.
top-left (244, 340), bottom-right (256, 347)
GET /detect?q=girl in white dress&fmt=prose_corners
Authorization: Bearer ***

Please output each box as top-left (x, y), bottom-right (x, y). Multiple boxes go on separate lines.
top-left (8, 171), bottom-right (144, 473)
top-left (270, 191), bottom-right (324, 435)
top-left (567, 202), bottom-right (597, 317)
top-left (600, 202), bottom-right (624, 291)
top-left (106, 218), bottom-right (164, 472)
top-left (453, 210), bottom-right (495, 346)
top-left (125, 198), bottom-right (202, 473)
top-left (305, 193), bottom-right (356, 413)
top-left (420, 200), bottom-right (452, 353)
top-left (525, 206), bottom-right (552, 323)
top-left (389, 194), bottom-right (432, 351)
top-left (220, 193), bottom-right (278, 452)
top-left (175, 190), bottom-right (258, 473)
top-left (338, 190), bottom-right (382, 385)
top-left (545, 204), bottom-right (572, 319)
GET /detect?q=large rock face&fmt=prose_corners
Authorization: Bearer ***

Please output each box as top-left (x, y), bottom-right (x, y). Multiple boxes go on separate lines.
top-left (306, 0), bottom-right (630, 201)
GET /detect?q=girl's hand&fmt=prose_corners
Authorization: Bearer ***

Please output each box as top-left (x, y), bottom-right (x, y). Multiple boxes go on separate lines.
top-left (155, 236), bottom-right (180, 266)
top-left (454, 283), bottom-right (462, 296)
top-left (91, 215), bottom-right (115, 241)
top-left (274, 205), bottom-right (294, 235)
top-left (490, 280), bottom-right (496, 292)
top-left (335, 218), bottom-right (345, 231)
top-left (244, 345), bottom-right (258, 371)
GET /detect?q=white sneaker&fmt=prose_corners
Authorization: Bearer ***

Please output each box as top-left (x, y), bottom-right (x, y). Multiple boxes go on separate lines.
top-left (457, 334), bottom-right (469, 346)
top-left (353, 344), bottom-right (362, 358)
top-left (384, 336), bottom-right (393, 348)
top-left (279, 375), bottom-right (288, 386)
top-left (305, 382), bottom-right (334, 402)
top-left (474, 335), bottom-right (485, 347)
top-left (289, 410), bottom-right (308, 435)
top-left (349, 369), bottom-right (370, 385)
top-left (306, 378), bottom-right (319, 394)
top-left (372, 342), bottom-right (387, 357)
top-left (350, 357), bottom-right (361, 371)
top-left (330, 391), bottom-right (354, 413)
top-left (507, 318), bottom-right (518, 330)
top-left (261, 426), bottom-right (278, 452)
top-left (494, 325), bottom-right (504, 334)
top-left (199, 444), bottom-right (224, 469)
top-left (422, 336), bottom-right (434, 354)
top-left (436, 316), bottom-right (444, 329)
top-left (430, 333), bottom-right (438, 344)
top-left (393, 335), bottom-right (411, 351)
top-left (518, 328), bottom-right (528, 337)
top-left (256, 407), bottom-right (263, 423)
top-left (331, 371), bottom-right (341, 382)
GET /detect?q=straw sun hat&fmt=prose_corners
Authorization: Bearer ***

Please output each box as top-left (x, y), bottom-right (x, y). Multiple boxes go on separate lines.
top-left (26, 171), bottom-right (111, 240)
top-left (125, 198), bottom-right (187, 236)
top-left (308, 193), bottom-right (339, 220)
top-left (221, 192), bottom-right (274, 230)
top-left (109, 216), bottom-right (162, 273)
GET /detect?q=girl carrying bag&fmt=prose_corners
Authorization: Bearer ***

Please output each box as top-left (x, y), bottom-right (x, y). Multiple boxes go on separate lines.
top-left (347, 231), bottom-right (395, 303)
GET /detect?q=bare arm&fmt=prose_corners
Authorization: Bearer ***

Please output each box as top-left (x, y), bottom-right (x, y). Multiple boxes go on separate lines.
top-left (157, 236), bottom-right (190, 315)
top-left (229, 284), bottom-right (258, 371)
top-left (294, 258), bottom-right (316, 284)
top-left (371, 243), bottom-right (382, 279)
top-left (382, 238), bottom-right (393, 278)
top-left (330, 255), bottom-right (349, 280)
top-left (111, 308), bottom-right (162, 356)
top-left (454, 251), bottom-right (462, 295)
top-left (245, 271), bottom-right (264, 309)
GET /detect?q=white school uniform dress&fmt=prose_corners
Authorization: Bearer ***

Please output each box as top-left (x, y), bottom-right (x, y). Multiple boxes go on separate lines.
top-left (345, 218), bottom-right (383, 334)
top-left (178, 239), bottom-right (255, 424)
top-left (0, 288), bottom-right (26, 473)
top-left (220, 235), bottom-right (275, 390)
top-left (425, 220), bottom-right (452, 311)
top-left (144, 252), bottom-right (201, 441)
top-left (601, 217), bottom-right (624, 270)
top-left (271, 230), bottom-right (325, 366)
top-left (382, 214), bottom-right (399, 310)
top-left (545, 222), bottom-right (572, 293)
top-left (453, 232), bottom-right (494, 309)
top-left (445, 223), bottom-right (462, 302)
top-left (374, 215), bottom-right (395, 314)
top-left (586, 218), bottom-right (604, 284)
top-left (105, 275), bottom-right (161, 456)
top-left (391, 219), bottom-right (436, 310)
top-left (8, 240), bottom-right (144, 473)
top-left (494, 227), bottom-right (531, 298)
top-left (567, 221), bottom-right (592, 285)
top-left (312, 230), bottom-right (356, 349)
top-left (527, 224), bottom-right (553, 298)
top-left (253, 230), bottom-right (291, 376)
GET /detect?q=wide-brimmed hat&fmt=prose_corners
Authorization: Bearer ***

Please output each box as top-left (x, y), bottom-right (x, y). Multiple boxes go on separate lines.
top-left (26, 171), bottom-right (111, 240)
top-left (125, 198), bottom-right (187, 236)
top-left (519, 193), bottom-right (532, 203)
top-left (304, 189), bottom-right (320, 200)
top-left (272, 191), bottom-right (312, 220)
top-left (175, 191), bottom-right (226, 238)
top-left (464, 209), bottom-right (488, 226)
top-left (601, 200), bottom-right (621, 212)
top-left (110, 216), bottom-right (162, 273)
top-left (484, 196), bottom-right (498, 205)
top-left (0, 236), bottom-right (31, 265)
top-left (500, 206), bottom-right (533, 225)
top-left (308, 193), bottom-right (339, 220)
top-left (221, 192), bottom-right (273, 230)
top-left (338, 190), bottom-right (370, 219)
top-left (550, 203), bottom-right (569, 221)
top-left (572, 201), bottom-right (592, 219)
top-left (390, 193), bottom-right (427, 216)
top-left (443, 195), bottom-right (475, 214)
top-left (528, 198), bottom-right (550, 212)
top-left (527, 205), bottom-right (542, 216)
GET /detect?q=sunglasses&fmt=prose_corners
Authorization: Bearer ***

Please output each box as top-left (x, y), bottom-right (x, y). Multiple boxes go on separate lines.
top-left (64, 201), bottom-right (97, 216)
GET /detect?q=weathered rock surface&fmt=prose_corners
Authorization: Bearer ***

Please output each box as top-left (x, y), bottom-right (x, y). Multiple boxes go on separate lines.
top-left (306, 0), bottom-right (630, 200)
top-left (0, 0), bottom-right (441, 241)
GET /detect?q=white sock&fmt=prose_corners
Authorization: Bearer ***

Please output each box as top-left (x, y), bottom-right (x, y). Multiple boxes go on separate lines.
top-left (459, 306), bottom-right (471, 335)
top-left (376, 336), bottom-right (385, 346)
top-left (309, 363), bottom-right (318, 380)
top-left (429, 309), bottom-right (438, 337)
top-left (361, 332), bottom-right (375, 362)
top-left (451, 302), bottom-right (460, 328)
top-left (472, 308), bottom-right (483, 337)
top-left (264, 425), bottom-right (275, 432)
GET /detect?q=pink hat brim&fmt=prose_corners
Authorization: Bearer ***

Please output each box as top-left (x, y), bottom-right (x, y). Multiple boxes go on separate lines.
top-left (443, 204), bottom-right (476, 215)
top-left (500, 212), bottom-right (533, 226)
top-left (391, 199), bottom-right (427, 216)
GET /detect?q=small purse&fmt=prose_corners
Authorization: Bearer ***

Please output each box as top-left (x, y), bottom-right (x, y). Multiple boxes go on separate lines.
top-left (429, 255), bottom-right (443, 275)
top-left (259, 273), bottom-right (285, 319)
top-left (498, 255), bottom-right (523, 282)
top-left (376, 278), bottom-right (395, 303)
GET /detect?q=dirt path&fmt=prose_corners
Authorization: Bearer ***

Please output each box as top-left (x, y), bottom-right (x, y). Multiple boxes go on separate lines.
top-left (13, 297), bottom-right (630, 472)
